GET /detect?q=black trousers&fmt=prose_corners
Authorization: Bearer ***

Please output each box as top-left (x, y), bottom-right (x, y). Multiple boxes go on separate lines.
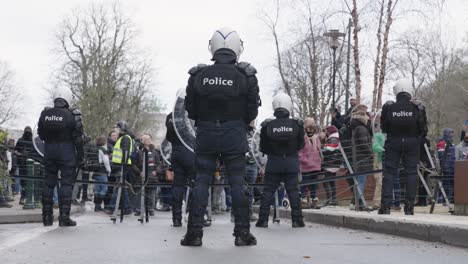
top-left (171, 145), bottom-right (195, 221)
top-left (259, 171), bottom-right (302, 220)
top-left (42, 143), bottom-right (76, 215)
top-left (382, 137), bottom-right (420, 207)
top-left (188, 120), bottom-right (250, 235)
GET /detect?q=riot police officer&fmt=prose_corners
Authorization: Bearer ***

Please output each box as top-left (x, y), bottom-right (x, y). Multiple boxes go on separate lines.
top-left (181, 27), bottom-right (261, 247)
top-left (379, 79), bottom-right (428, 215)
top-left (255, 92), bottom-right (306, 228)
top-left (38, 97), bottom-right (84, 226)
top-left (166, 112), bottom-right (195, 227)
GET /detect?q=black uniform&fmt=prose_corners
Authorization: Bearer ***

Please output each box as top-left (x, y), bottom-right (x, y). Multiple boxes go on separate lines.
top-left (166, 113), bottom-right (195, 225)
top-left (380, 94), bottom-right (427, 214)
top-left (183, 48), bottom-right (260, 246)
top-left (257, 114), bottom-right (305, 225)
top-left (38, 98), bottom-right (84, 226)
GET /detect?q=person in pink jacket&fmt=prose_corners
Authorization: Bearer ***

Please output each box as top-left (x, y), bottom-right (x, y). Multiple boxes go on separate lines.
top-left (299, 118), bottom-right (322, 209)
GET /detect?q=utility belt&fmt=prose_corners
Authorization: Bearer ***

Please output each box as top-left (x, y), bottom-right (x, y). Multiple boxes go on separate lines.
top-left (197, 119), bottom-right (244, 128)
top-left (44, 140), bottom-right (73, 144)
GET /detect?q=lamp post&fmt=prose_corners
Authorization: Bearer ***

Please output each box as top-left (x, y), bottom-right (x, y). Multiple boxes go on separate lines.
top-left (345, 19), bottom-right (352, 113)
top-left (324, 29), bottom-right (345, 110)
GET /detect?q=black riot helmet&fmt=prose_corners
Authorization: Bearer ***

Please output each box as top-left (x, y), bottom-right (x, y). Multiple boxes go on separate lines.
top-left (54, 98), bottom-right (70, 108)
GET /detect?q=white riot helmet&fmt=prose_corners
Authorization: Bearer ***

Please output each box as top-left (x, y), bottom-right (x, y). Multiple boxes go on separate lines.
top-left (52, 89), bottom-right (73, 108)
top-left (208, 27), bottom-right (244, 59)
top-left (272, 92), bottom-right (293, 114)
top-left (393, 78), bottom-right (414, 97)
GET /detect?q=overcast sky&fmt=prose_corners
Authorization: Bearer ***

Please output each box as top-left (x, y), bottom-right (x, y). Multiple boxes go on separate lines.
top-left (0, 0), bottom-right (467, 132)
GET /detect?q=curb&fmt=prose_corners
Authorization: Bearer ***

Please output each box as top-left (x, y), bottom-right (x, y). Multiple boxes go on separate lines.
top-left (0, 206), bottom-right (85, 224)
top-left (253, 207), bottom-right (468, 248)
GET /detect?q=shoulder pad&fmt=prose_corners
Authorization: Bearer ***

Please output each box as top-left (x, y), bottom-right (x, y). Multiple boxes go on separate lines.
top-left (43, 107), bottom-right (52, 111)
top-left (383, 100), bottom-right (394, 107)
top-left (70, 108), bottom-right (82, 116)
top-left (70, 108), bottom-right (82, 123)
top-left (188, 64), bottom-right (208, 75)
top-left (293, 117), bottom-right (304, 126)
top-left (237, 62), bottom-right (257, 76)
top-left (261, 118), bottom-right (273, 127)
top-left (411, 99), bottom-right (425, 111)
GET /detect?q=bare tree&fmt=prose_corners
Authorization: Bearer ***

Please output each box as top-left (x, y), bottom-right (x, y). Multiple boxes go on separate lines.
top-left (375, 0), bottom-right (399, 110)
top-left (0, 61), bottom-right (22, 125)
top-left (53, 3), bottom-right (159, 138)
top-left (371, 0), bottom-right (385, 112)
top-left (259, 0), bottom-right (292, 97)
top-left (350, 0), bottom-right (363, 103)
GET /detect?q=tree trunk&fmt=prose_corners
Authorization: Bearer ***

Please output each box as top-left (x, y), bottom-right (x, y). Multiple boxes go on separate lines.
top-left (273, 31), bottom-right (291, 97)
top-left (372, 0), bottom-right (385, 112)
top-left (377, 0), bottom-right (397, 110)
top-left (351, 0), bottom-right (362, 103)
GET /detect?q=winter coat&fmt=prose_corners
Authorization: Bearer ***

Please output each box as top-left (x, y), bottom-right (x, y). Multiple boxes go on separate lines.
top-left (15, 132), bottom-right (34, 165)
top-left (322, 132), bottom-right (341, 171)
top-left (137, 145), bottom-right (163, 184)
top-left (455, 141), bottom-right (468, 161)
top-left (437, 128), bottom-right (456, 176)
top-left (372, 132), bottom-right (385, 163)
top-left (331, 113), bottom-right (344, 130)
top-left (299, 134), bottom-right (322, 172)
top-left (350, 112), bottom-right (373, 172)
top-left (98, 145), bottom-right (111, 176)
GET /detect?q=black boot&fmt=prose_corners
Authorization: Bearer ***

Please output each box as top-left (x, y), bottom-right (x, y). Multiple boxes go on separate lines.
top-left (291, 204), bottom-right (305, 228)
top-left (404, 201), bottom-right (414, 215)
top-left (59, 205), bottom-right (76, 227)
top-left (292, 217), bottom-right (305, 228)
top-left (180, 229), bottom-right (203, 246)
top-left (42, 204), bottom-right (54, 226)
top-left (173, 218), bottom-right (182, 227)
top-left (255, 215), bottom-right (268, 228)
top-left (94, 196), bottom-right (103, 212)
top-left (378, 204), bottom-right (391, 215)
top-left (234, 230), bottom-right (257, 246)
top-left (255, 217), bottom-right (268, 228)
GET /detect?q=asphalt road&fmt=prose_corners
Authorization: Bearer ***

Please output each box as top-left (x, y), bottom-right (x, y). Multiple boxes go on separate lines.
top-left (1, 209), bottom-right (467, 264)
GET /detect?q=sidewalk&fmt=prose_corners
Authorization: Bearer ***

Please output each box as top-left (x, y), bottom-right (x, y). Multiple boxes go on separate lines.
top-left (0, 196), bottom-right (83, 224)
top-left (256, 205), bottom-right (468, 248)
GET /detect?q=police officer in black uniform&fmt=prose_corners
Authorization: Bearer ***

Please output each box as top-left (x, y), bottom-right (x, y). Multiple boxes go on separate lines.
top-left (165, 112), bottom-right (196, 227)
top-left (255, 92), bottom-right (306, 228)
top-left (379, 79), bottom-right (428, 215)
top-left (181, 27), bottom-right (260, 247)
top-left (38, 97), bottom-right (84, 226)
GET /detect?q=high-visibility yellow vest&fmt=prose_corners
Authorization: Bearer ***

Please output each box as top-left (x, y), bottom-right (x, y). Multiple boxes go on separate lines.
top-left (112, 135), bottom-right (133, 165)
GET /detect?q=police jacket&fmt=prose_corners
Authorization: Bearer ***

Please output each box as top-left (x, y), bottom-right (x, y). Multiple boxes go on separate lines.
top-left (185, 49), bottom-right (260, 125)
top-left (37, 99), bottom-right (84, 159)
top-left (260, 114), bottom-right (305, 157)
top-left (381, 94), bottom-right (428, 138)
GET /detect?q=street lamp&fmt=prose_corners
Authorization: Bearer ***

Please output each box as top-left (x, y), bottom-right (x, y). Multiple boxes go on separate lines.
top-left (324, 29), bottom-right (345, 109)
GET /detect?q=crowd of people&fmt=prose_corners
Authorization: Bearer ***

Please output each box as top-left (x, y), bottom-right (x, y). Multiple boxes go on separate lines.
top-left (0, 100), bottom-right (465, 214)
top-left (0, 26), bottom-right (467, 248)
